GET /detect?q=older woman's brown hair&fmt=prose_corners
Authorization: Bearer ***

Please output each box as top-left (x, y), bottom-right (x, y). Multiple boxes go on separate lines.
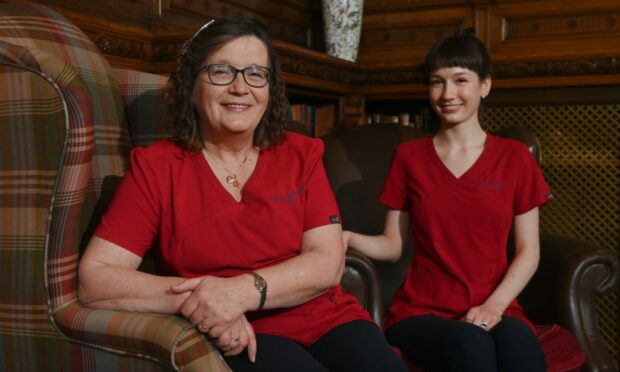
top-left (166, 17), bottom-right (288, 152)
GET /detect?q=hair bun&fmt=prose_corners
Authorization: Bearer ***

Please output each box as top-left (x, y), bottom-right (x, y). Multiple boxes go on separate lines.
top-left (423, 25), bottom-right (491, 82)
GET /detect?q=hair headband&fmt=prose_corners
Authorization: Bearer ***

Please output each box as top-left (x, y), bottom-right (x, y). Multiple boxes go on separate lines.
top-left (180, 19), bottom-right (216, 57)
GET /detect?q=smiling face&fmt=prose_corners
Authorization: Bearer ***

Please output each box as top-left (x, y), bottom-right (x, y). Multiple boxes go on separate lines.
top-left (192, 36), bottom-right (270, 139)
top-left (428, 66), bottom-right (491, 129)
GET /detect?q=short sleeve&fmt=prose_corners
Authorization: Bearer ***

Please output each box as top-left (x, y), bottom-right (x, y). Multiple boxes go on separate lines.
top-left (378, 145), bottom-right (409, 211)
top-left (513, 145), bottom-right (553, 215)
top-left (303, 139), bottom-right (341, 231)
top-left (94, 147), bottom-right (161, 257)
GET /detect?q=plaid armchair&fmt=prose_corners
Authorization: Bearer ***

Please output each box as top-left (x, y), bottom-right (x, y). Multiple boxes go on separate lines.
top-left (0, 3), bottom-right (230, 371)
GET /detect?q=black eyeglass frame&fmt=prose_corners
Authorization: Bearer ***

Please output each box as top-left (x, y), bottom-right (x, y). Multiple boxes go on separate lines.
top-left (198, 64), bottom-right (272, 88)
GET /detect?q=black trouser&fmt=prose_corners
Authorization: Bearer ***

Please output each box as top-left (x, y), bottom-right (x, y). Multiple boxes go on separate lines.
top-left (225, 320), bottom-right (408, 372)
top-left (386, 315), bottom-right (546, 372)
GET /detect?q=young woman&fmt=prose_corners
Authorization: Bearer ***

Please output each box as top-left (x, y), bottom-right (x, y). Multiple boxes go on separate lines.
top-left (344, 28), bottom-right (552, 371)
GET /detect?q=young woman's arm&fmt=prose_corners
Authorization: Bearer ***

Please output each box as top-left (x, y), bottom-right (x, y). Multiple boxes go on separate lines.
top-left (343, 209), bottom-right (410, 262)
top-left (462, 207), bottom-right (541, 330)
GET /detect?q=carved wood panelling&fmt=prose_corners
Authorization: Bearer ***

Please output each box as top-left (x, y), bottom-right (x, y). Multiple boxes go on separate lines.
top-left (353, 56), bottom-right (620, 87)
top-left (358, 6), bottom-right (472, 65)
top-left (492, 57), bottom-right (620, 79)
top-left (488, 1), bottom-right (620, 60)
top-left (84, 31), bottom-right (148, 61)
top-left (167, 0), bottom-right (316, 47)
top-left (9, 0), bottom-right (620, 94)
top-left (151, 40), bottom-right (184, 63)
top-left (504, 13), bottom-right (620, 41)
top-left (360, 24), bottom-right (460, 47)
top-left (364, 0), bottom-right (468, 11)
top-left (278, 54), bottom-right (357, 85)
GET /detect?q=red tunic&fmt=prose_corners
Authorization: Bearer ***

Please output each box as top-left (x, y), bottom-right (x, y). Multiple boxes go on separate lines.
top-left (379, 134), bottom-right (553, 330)
top-left (95, 132), bottom-right (372, 345)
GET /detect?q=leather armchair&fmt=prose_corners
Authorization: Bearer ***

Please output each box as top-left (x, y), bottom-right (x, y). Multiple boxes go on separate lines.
top-left (323, 124), bottom-right (619, 372)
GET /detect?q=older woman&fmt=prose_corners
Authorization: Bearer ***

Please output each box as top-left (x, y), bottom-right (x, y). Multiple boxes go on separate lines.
top-left (78, 17), bottom-right (406, 372)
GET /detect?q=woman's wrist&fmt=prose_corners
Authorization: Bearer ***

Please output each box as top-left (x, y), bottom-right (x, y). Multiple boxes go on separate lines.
top-left (169, 285), bottom-right (193, 314)
top-left (236, 273), bottom-right (263, 313)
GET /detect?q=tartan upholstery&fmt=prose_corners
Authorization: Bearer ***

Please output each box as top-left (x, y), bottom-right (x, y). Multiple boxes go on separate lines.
top-left (0, 3), bottom-right (230, 371)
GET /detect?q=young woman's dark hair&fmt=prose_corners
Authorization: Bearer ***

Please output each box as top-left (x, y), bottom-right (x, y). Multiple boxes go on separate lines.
top-left (423, 27), bottom-right (491, 83)
top-left (166, 17), bottom-right (288, 152)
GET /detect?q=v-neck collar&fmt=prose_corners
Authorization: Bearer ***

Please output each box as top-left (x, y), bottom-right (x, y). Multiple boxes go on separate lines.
top-left (426, 134), bottom-right (493, 182)
top-left (198, 149), bottom-right (263, 205)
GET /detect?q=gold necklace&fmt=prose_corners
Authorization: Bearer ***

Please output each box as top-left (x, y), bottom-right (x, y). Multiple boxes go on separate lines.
top-left (203, 147), bottom-right (254, 188)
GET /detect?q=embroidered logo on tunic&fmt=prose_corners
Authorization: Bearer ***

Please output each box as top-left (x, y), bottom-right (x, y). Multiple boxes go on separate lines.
top-left (475, 180), bottom-right (505, 190)
top-left (270, 188), bottom-right (305, 204)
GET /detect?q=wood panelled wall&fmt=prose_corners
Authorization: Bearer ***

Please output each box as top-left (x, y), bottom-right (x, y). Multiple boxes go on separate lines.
top-left (2, 0), bottom-right (322, 73)
top-left (4, 0), bottom-right (619, 98)
top-left (358, 0), bottom-right (620, 98)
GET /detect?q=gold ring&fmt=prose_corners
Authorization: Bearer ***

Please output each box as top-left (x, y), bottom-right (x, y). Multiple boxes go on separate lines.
top-left (199, 321), bottom-right (210, 333)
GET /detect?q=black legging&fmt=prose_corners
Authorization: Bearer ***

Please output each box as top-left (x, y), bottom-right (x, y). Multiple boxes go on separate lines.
top-left (225, 320), bottom-right (408, 371)
top-left (386, 315), bottom-right (546, 372)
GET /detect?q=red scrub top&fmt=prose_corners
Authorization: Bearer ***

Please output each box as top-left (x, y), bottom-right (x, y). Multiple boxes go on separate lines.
top-left (95, 132), bottom-right (372, 345)
top-left (379, 134), bottom-right (553, 330)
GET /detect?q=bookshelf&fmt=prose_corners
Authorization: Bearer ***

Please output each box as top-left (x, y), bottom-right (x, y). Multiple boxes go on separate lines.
top-left (365, 99), bottom-right (439, 133)
top-left (285, 84), bottom-right (343, 137)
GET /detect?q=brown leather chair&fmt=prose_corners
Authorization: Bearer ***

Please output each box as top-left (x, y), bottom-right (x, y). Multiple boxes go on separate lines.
top-left (323, 123), bottom-right (619, 372)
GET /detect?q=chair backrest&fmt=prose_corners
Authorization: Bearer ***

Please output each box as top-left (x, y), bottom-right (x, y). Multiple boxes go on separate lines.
top-left (322, 124), bottom-right (427, 309)
top-left (0, 4), bottom-right (165, 370)
top-left (0, 2), bottom-right (131, 314)
top-left (0, 32), bottom-right (99, 372)
top-left (322, 123), bottom-right (542, 320)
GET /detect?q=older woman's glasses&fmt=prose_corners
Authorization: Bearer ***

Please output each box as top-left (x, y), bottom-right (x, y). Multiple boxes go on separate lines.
top-left (199, 64), bottom-right (271, 88)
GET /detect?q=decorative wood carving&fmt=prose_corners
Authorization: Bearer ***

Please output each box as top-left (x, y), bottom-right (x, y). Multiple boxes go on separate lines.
top-left (504, 13), bottom-right (620, 41)
top-left (151, 41), bottom-right (184, 62)
top-left (492, 58), bottom-right (620, 79)
top-left (23, 0), bottom-right (620, 94)
top-left (355, 69), bottom-right (423, 85)
top-left (86, 31), bottom-right (618, 86)
top-left (353, 57), bottom-right (620, 85)
top-left (360, 24), bottom-right (460, 47)
top-left (364, 0), bottom-right (469, 11)
top-left (84, 31), bottom-right (147, 60)
top-left (278, 55), bottom-right (357, 84)
top-left (168, 0), bottom-right (314, 47)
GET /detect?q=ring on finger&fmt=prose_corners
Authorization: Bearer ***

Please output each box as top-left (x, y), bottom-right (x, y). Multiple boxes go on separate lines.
top-left (199, 321), bottom-right (210, 333)
top-left (479, 322), bottom-right (488, 329)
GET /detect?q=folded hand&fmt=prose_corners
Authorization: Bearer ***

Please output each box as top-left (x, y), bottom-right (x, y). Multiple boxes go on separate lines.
top-left (209, 315), bottom-right (257, 362)
top-left (171, 275), bottom-right (248, 337)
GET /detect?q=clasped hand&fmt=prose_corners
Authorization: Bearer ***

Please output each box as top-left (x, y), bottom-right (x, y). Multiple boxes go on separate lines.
top-left (461, 303), bottom-right (503, 332)
top-left (170, 275), bottom-right (257, 361)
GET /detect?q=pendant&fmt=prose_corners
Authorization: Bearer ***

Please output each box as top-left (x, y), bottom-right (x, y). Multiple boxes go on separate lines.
top-left (226, 175), bottom-right (240, 188)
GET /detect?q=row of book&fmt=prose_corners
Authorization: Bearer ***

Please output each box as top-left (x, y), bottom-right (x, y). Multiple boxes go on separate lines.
top-left (288, 104), bottom-right (335, 137)
top-left (289, 104), bottom-right (437, 137)
top-left (366, 107), bottom-right (437, 132)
